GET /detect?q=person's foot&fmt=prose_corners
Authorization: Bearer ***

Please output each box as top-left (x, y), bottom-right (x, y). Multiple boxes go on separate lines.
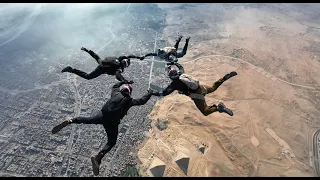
top-left (61, 66), bottom-right (73, 73)
top-left (177, 35), bottom-right (183, 41)
top-left (217, 102), bottom-right (233, 116)
top-left (223, 71), bottom-right (237, 81)
top-left (51, 119), bottom-right (72, 134)
top-left (186, 37), bottom-right (191, 41)
top-left (91, 155), bottom-right (101, 176)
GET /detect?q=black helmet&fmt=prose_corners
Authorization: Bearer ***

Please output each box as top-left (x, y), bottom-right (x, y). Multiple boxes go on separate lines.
top-left (121, 58), bottom-right (131, 68)
top-left (120, 84), bottom-right (132, 96)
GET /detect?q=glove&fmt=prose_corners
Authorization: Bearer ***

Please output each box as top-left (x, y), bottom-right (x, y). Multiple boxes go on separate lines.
top-left (152, 91), bottom-right (163, 96)
top-left (147, 89), bottom-right (154, 94)
top-left (81, 47), bottom-right (88, 52)
top-left (128, 80), bottom-right (134, 84)
top-left (139, 56), bottom-right (145, 60)
top-left (166, 62), bottom-right (175, 66)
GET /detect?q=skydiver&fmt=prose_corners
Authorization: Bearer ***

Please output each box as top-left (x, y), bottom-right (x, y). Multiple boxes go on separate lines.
top-left (151, 62), bottom-right (238, 116)
top-left (61, 47), bottom-right (145, 82)
top-left (51, 80), bottom-right (154, 176)
top-left (142, 36), bottom-right (190, 62)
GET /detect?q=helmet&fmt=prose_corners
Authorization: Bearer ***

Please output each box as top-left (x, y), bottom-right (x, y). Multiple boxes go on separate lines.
top-left (120, 84), bottom-right (132, 96)
top-left (157, 49), bottom-right (166, 59)
top-left (121, 58), bottom-right (131, 68)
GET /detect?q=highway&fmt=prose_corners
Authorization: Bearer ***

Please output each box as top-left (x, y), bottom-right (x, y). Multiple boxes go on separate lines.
top-left (313, 129), bottom-right (320, 177)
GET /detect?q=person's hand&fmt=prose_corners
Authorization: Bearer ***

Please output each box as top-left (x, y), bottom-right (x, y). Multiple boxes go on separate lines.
top-left (173, 61), bottom-right (181, 66)
top-left (166, 62), bottom-right (175, 66)
top-left (123, 80), bottom-right (134, 84)
top-left (147, 89), bottom-right (154, 94)
top-left (151, 91), bottom-right (162, 96)
top-left (81, 47), bottom-right (88, 52)
top-left (127, 80), bottom-right (134, 84)
top-left (223, 71), bottom-right (238, 81)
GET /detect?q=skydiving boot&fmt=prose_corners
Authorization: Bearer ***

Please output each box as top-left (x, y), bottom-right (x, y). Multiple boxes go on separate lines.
top-left (51, 119), bottom-right (72, 134)
top-left (223, 71), bottom-right (237, 81)
top-left (61, 66), bottom-right (74, 73)
top-left (177, 35), bottom-right (183, 42)
top-left (91, 153), bottom-right (103, 176)
top-left (186, 36), bottom-right (191, 42)
top-left (218, 102), bottom-right (234, 116)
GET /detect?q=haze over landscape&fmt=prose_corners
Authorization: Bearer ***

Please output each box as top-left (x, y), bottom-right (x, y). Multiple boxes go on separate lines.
top-left (0, 3), bottom-right (319, 177)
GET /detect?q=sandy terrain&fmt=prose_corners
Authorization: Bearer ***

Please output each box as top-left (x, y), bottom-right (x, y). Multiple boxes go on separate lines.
top-left (137, 3), bottom-right (320, 177)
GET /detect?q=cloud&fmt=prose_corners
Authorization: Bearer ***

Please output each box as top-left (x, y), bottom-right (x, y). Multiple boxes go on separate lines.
top-left (0, 3), bottom-right (131, 59)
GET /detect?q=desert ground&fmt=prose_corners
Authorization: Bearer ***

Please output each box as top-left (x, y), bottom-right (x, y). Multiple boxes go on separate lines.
top-left (137, 3), bottom-right (320, 177)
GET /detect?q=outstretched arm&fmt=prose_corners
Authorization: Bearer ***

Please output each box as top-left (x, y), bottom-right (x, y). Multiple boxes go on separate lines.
top-left (153, 83), bottom-right (175, 97)
top-left (144, 53), bottom-right (158, 57)
top-left (174, 62), bottom-right (185, 74)
top-left (115, 69), bottom-right (127, 82)
top-left (131, 90), bottom-right (153, 106)
top-left (126, 55), bottom-right (140, 59)
top-left (112, 80), bottom-right (125, 89)
top-left (81, 47), bottom-right (101, 61)
top-left (118, 55), bottom-right (142, 61)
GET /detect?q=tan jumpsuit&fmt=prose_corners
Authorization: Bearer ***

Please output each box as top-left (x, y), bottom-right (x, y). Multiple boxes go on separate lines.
top-left (189, 78), bottom-right (225, 116)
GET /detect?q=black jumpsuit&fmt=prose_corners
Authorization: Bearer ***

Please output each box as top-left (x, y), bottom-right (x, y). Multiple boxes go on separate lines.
top-left (71, 81), bottom-right (153, 158)
top-left (69, 50), bottom-right (140, 81)
top-left (144, 36), bottom-right (189, 62)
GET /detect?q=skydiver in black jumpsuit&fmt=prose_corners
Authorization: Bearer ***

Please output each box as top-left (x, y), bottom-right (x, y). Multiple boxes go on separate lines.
top-left (142, 36), bottom-right (190, 62)
top-left (51, 80), bottom-right (154, 176)
top-left (61, 47), bottom-right (144, 82)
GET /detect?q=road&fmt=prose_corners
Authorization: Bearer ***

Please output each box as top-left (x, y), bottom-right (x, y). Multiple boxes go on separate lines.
top-left (313, 129), bottom-right (320, 177)
top-left (65, 76), bottom-right (81, 174)
top-left (103, 12), bottom-right (158, 177)
top-left (57, 74), bottom-right (81, 176)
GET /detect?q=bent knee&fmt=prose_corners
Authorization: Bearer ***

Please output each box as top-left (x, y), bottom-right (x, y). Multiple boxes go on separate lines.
top-left (201, 110), bottom-right (211, 116)
top-left (84, 75), bottom-right (94, 80)
top-left (108, 140), bottom-right (117, 147)
top-left (203, 112), bottom-right (211, 116)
